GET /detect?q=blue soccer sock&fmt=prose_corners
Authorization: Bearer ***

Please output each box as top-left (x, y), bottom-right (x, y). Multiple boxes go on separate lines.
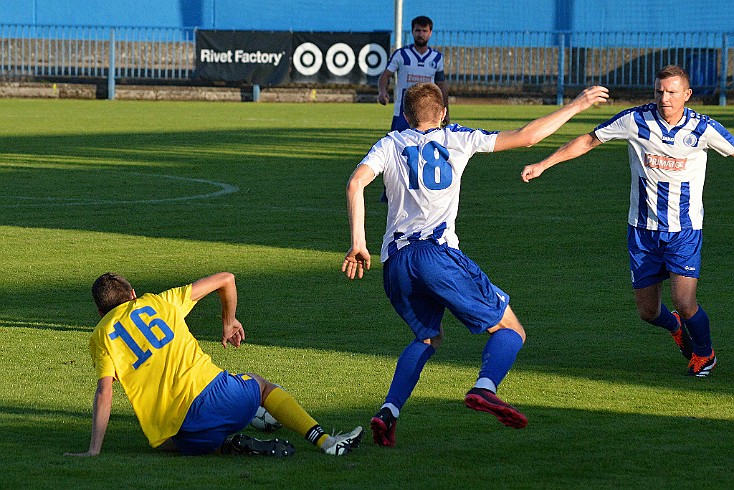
top-left (384, 340), bottom-right (435, 412)
top-left (683, 306), bottom-right (713, 357)
top-left (648, 303), bottom-right (680, 332)
top-left (477, 329), bottom-right (524, 392)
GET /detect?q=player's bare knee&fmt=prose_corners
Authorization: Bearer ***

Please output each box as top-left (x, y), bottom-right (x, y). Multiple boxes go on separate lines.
top-left (423, 330), bottom-right (444, 349)
top-left (674, 303), bottom-right (698, 320)
top-left (485, 324), bottom-right (526, 343)
top-left (248, 373), bottom-right (277, 401)
top-left (507, 324), bottom-right (526, 343)
top-left (488, 312), bottom-right (527, 342)
top-left (637, 305), bottom-right (660, 323)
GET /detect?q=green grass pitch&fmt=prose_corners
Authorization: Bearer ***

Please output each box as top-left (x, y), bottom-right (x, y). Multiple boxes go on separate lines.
top-left (0, 98), bottom-right (732, 489)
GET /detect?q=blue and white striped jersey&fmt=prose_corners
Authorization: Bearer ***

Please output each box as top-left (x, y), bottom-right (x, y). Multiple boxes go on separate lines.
top-left (386, 44), bottom-right (446, 118)
top-left (359, 124), bottom-right (498, 262)
top-left (594, 104), bottom-right (734, 231)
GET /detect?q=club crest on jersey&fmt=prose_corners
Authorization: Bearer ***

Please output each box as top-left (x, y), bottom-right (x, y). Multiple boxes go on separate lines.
top-left (683, 133), bottom-right (699, 147)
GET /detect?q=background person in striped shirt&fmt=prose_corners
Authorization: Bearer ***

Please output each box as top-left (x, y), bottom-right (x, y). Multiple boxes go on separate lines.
top-left (521, 65), bottom-right (734, 377)
top-left (377, 15), bottom-right (449, 132)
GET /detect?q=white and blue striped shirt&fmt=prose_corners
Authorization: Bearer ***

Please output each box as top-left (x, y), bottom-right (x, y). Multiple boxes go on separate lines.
top-left (359, 124), bottom-right (497, 262)
top-left (594, 104), bottom-right (734, 232)
top-left (386, 44), bottom-right (445, 118)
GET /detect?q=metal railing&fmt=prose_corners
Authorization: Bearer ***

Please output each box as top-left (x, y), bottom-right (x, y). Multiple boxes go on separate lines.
top-left (1, 24), bottom-right (732, 104)
top-left (0, 24), bottom-right (194, 81)
top-left (429, 30), bottom-right (733, 105)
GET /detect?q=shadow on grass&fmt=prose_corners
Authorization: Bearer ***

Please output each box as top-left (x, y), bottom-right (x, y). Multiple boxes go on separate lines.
top-left (0, 127), bottom-right (377, 253)
top-left (0, 317), bottom-right (90, 333)
top-left (1, 398), bottom-right (732, 488)
top-left (1, 264), bottom-right (732, 398)
top-left (0, 124), bottom-right (636, 253)
top-left (1, 109), bottom-right (733, 433)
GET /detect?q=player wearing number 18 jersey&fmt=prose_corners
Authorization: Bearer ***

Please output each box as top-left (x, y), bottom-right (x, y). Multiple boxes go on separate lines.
top-left (343, 82), bottom-right (609, 446)
top-left (364, 123), bottom-right (496, 262)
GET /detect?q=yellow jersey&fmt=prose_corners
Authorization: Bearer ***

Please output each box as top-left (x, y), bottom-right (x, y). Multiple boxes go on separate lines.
top-left (89, 284), bottom-right (223, 447)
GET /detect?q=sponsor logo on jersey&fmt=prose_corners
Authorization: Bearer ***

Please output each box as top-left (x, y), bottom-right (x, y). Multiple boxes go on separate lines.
top-left (645, 153), bottom-right (686, 171)
top-left (407, 74), bottom-right (433, 83)
top-left (661, 134), bottom-right (676, 144)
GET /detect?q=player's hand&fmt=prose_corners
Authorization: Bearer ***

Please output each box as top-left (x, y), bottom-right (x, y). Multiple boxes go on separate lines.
top-left (222, 318), bottom-right (245, 348)
top-left (377, 92), bottom-right (389, 105)
top-left (342, 247), bottom-right (371, 279)
top-left (521, 163), bottom-right (546, 182)
top-left (572, 85), bottom-right (609, 111)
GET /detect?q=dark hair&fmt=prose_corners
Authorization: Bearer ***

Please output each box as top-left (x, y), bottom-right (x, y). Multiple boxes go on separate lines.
top-left (92, 272), bottom-right (133, 314)
top-left (403, 83), bottom-right (444, 128)
top-left (655, 64), bottom-right (690, 88)
top-left (411, 16), bottom-right (433, 30)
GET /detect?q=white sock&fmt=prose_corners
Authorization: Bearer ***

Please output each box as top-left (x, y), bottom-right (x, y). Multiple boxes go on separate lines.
top-left (475, 377), bottom-right (497, 394)
top-left (382, 403), bottom-right (400, 418)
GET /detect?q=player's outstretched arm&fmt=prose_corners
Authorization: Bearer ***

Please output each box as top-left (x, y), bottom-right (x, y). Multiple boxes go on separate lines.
top-left (521, 132), bottom-right (603, 182)
top-left (191, 272), bottom-right (244, 348)
top-left (494, 86), bottom-right (608, 152)
top-left (64, 376), bottom-right (113, 457)
top-left (343, 164), bottom-right (375, 280)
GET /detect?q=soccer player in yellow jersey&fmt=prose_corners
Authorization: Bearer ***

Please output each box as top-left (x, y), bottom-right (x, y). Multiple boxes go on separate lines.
top-left (65, 271), bottom-right (363, 457)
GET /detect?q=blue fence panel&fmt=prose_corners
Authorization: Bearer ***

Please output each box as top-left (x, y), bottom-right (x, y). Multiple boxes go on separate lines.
top-left (0, 24), bottom-right (732, 104)
top-left (426, 29), bottom-right (733, 103)
top-left (565, 31), bottom-right (725, 93)
top-left (0, 24), bottom-right (195, 81)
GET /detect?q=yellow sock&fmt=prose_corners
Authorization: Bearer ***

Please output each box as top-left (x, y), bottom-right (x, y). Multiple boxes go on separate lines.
top-left (263, 387), bottom-right (330, 447)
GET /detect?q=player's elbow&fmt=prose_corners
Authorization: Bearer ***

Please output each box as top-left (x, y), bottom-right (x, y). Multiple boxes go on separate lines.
top-left (524, 128), bottom-right (551, 147)
top-left (95, 377), bottom-right (114, 399)
top-left (511, 127), bottom-right (545, 148)
top-left (211, 272), bottom-right (237, 296)
top-left (346, 170), bottom-right (371, 195)
top-left (346, 177), bottom-right (364, 198)
top-left (220, 272), bottom-right (235, 286)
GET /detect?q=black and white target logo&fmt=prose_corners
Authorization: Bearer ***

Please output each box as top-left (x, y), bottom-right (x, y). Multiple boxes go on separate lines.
top-left (293, 42), bottom-right (387, 77)
top-left (358, 43), bottom-right (388, 76)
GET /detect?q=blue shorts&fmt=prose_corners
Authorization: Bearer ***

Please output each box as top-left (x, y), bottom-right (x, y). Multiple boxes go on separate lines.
top-left (171, 371), bottom-right (261, 456)
top-left (391, 115), bottom-right (410, 132)
top-left (627, 225), bottom-right (702, 289)
top-left (383, 240), bottom-right (509, 341)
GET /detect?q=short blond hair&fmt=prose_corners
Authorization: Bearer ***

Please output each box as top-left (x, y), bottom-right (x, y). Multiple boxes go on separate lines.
top-left (403, 83), bottom-right (444, 128)
top-left (656, 64), bottom-right (690, 89)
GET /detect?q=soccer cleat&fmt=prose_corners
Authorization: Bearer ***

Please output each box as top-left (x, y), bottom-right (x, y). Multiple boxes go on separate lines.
top-left (370, 407), bottom-right (398, 447)
top-left (687, 350), bottom-right (717, 377)
top-left (220, 433), bottom-right (295, 457)
top-left (464, 387), bottom-right (528, 429)
top-left (670, 312), bottom-right (693, 360)
top-left (322, 426), bottom-right (364, 456)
